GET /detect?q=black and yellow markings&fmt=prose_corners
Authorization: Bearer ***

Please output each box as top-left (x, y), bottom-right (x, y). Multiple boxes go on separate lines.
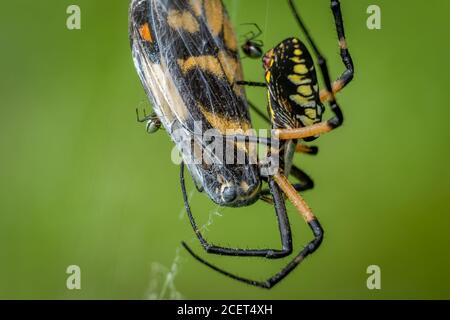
top-left (198, 103), bottom-right (251, 134)
top-left (263, 49), bottom-right (275, 83)
top-left (264, 38), bottom-right (324, 129)
top-left (177, 55), bottom-right (223, 78)
top-left (231, 63), bottom-right (245, 98)
top-left (297, 107), bottom-right (320, 127)
top-left (168, 0), bottom-right (239, 89)
top-left (266, 65), bottom-right (274, 83)
top-left (176, 50), bottom-right (238, 84)
top-left (288, 74), bottom-right (311, 86)
top-left (265, 72), bottom-right (271, 84)
top-left (167, 9), bottom-right (200, 33)
top-left (204, 0), bottom-right (224, 37)
top-left (223, 17), bottom-right (238, 51)
top-left (179, 0), bottom-right (236, 53)
top-left (287, 39), bottom-right (317, 107)
top-left (218, 51), bottom-right (239, 84)
top-left (177, 51), bottom-right (243, 102)
top-left (198, 100), bottom-right (252, 159)
top-left (267, 91), bottom-right (275, 120)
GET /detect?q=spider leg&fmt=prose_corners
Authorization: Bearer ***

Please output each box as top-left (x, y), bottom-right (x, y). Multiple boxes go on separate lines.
top-left (295, 144), bottom-right (318, 155)
top-left (182, 173), bottom-right (323, 289)
top-left (136, 108), bottom-right (161, 133)
top-left (236, 80), bottom-right (266, 87)
top-left (248, 100), bottom-right (270, 123)
top-left (241, 22), bottom-right (263, 40)
top-left (260, 165), bottom-right (314, 196)
top-left (180, 162), bottom-right (292, 259)
top-left (320, 0), bottom-right (354, 102)
top-left (289, 165), bottom-right (314, 191)
top-left (240, 99), bottom-right (318, 196)
top-left (136, 108), bottom-right (152, 123)
top-left (251, 39), bottom-right (264, 46)
top-left (246, 101), bottom-right (319, 155)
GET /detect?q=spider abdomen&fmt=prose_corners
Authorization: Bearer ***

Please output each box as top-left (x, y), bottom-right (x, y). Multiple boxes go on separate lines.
top-left (264, 37), bottom-right (324, 131)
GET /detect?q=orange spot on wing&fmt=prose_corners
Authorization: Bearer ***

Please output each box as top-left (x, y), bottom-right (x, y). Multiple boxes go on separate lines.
top-left (139, 23), bottom-right (153, 42)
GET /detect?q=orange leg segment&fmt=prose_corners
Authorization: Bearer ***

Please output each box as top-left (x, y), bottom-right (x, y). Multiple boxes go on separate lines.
top-left (274, 121), bottom-right (334, 140)
top-left (273, 173), bottom-right (315, 223)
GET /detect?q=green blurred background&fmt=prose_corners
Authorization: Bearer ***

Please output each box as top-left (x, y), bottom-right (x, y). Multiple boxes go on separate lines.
top-left (1, 0), bottom-right (449, 299)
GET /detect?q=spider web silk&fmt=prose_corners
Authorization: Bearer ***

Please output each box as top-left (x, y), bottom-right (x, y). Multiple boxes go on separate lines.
top-left (146, 248), bottom-right (184, 300)
top-left (145, 187), bottom-right (224, 300)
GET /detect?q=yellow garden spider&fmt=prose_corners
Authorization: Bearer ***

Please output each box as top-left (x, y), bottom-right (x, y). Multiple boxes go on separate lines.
top-left (181, 0), bottom-right (354, 288)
